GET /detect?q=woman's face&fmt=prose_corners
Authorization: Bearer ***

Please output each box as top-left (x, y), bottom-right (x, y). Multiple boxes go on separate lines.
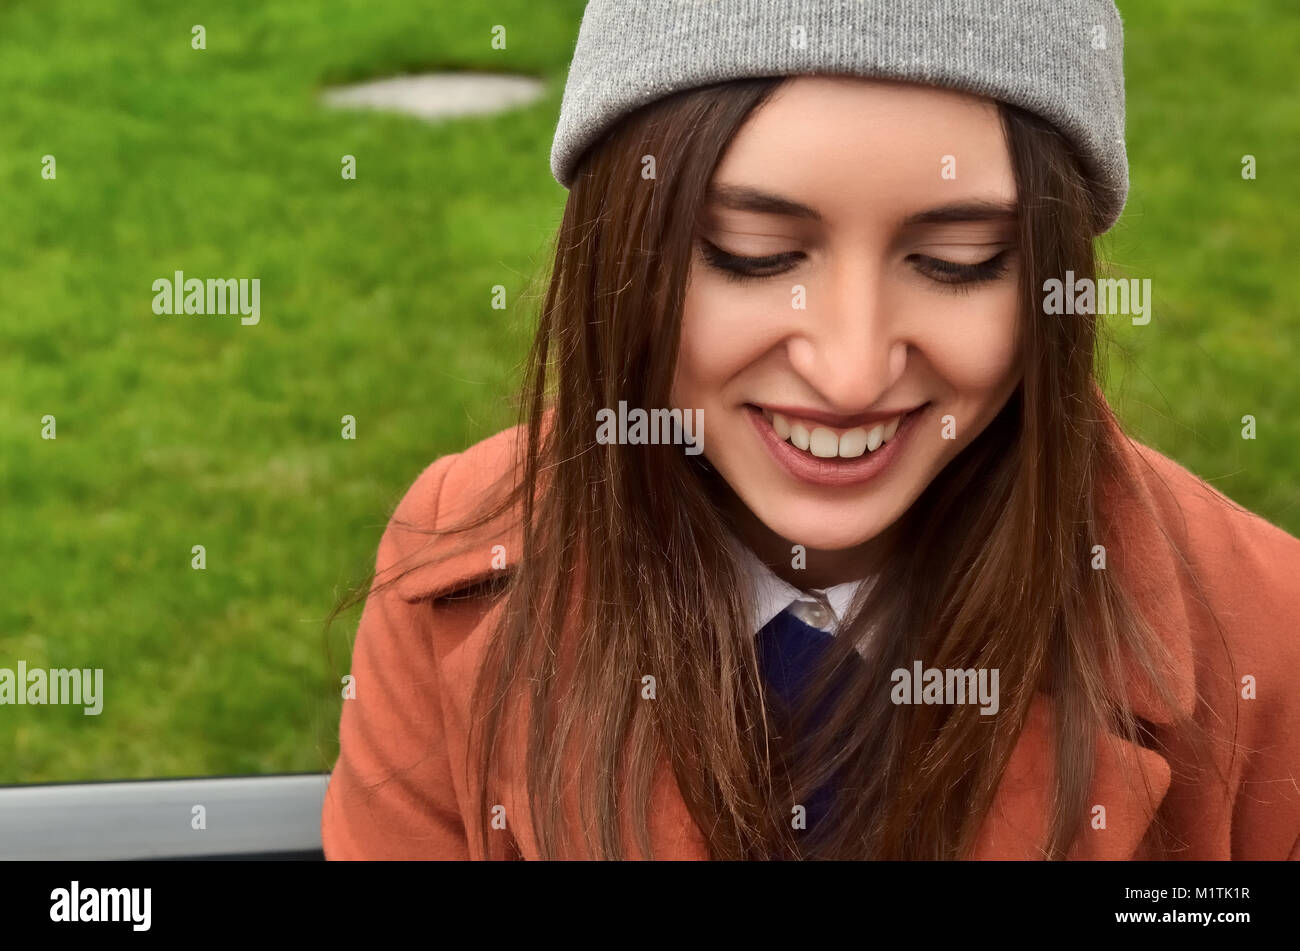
top-left (672, 77), bottom-right (1023, 575)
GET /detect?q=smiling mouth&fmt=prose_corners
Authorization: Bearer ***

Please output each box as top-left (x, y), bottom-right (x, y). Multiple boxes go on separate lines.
top-left (751, 405), bottom-right (920, 459)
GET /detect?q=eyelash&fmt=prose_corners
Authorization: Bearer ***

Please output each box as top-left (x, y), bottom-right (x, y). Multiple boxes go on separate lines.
top-left (698, 238), bottom-right (1012, 291)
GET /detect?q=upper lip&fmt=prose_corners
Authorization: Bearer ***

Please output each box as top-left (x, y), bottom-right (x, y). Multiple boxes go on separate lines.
top-left (752, 402), bottom-right (926, 429)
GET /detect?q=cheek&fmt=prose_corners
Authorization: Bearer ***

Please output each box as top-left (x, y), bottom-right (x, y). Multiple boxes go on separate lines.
top-left (920, 286), bottom-right (1021, 395)
top-left (673, 276), bottom-right (770, 403)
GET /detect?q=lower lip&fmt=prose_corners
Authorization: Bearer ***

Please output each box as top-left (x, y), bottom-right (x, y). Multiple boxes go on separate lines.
top-left (746, 403), bottom-right (927, 488)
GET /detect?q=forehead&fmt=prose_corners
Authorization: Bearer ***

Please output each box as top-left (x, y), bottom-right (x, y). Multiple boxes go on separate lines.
top-left (709, 76), bottom-right (1016, 225)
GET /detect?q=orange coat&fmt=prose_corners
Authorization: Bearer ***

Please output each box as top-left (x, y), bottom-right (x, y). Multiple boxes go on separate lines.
top-left (322, 412), bottom-right (1300, 860)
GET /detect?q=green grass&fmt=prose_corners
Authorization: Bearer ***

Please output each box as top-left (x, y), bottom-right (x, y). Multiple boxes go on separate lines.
top-left (0, 0), bottom-right (1296, 784)
top-left (0, 0), bottom-right (582, 782)
top-left (1101, 0), bottom-right (1300, 524)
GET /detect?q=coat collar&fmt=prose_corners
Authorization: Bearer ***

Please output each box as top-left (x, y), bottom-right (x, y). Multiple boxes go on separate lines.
top-left (394, 395), bottom-right (1197, 858)
top-left (386, 425), bottom-right (527, 603)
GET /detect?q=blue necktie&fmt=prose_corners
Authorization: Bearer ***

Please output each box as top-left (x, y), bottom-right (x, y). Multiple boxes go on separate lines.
top-left (756, 607), bottom-right (837, 710)
top-left (755, 607), bottom-right (848, 837)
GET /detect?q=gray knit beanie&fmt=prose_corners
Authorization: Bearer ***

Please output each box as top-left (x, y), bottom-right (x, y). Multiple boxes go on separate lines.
top-left (551, 0), bottom-right (1128, 233)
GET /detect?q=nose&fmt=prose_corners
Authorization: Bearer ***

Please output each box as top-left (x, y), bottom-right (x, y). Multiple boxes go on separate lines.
top-left (785, 255), bottom-right (909, 411)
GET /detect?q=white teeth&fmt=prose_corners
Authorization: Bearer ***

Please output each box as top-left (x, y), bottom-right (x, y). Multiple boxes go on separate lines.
top-left (809, 427), bottom-right (839, 458)
top-left (766, 409), bottom-right (908, 458)
top-left (837, 428), bottom-right (869, 458)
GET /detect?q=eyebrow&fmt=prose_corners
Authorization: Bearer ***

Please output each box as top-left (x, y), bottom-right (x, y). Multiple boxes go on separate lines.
top-left (902, 200), bottom-right (1018, 226)
top-left (705, 183), bottom-right (1017, 226)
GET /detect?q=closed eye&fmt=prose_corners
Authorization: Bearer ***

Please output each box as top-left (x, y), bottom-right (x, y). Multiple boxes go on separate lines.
top-left (698, 238), bottom-right (1014, 290)
top-left (698, 238), bottom-right (802, 281)
top-left (909, 250), bottom-right (1013, 290)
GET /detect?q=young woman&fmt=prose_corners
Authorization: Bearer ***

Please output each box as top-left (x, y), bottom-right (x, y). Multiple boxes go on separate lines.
top-left (322, 1), bottom-right (1300, 860)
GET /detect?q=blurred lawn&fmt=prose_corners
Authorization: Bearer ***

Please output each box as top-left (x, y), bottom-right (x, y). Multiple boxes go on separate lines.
top-left (0, 0), bottom-right (1296, 784)
top-left (1101, 0), bottom-right (1300, 529)
top-left (0, 0), bottom-right (582, 783)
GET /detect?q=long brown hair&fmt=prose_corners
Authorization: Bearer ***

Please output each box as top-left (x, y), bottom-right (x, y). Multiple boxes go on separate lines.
top-left (342, 76), bottom-right (1218, 859)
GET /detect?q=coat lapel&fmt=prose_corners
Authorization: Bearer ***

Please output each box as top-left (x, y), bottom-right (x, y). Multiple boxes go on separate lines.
top-left (970, 696), bottom-right (1176, 859)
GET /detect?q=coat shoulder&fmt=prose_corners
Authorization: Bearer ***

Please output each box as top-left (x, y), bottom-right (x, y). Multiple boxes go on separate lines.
top-left (1127, 440), bottom-right (1300, 604)
top-left (1111, 435), bottom-right (1300, 855)
top-left (1123, 437), bottom-right (1300, 684)
top-left (378, 424), bottom-right (527, 602)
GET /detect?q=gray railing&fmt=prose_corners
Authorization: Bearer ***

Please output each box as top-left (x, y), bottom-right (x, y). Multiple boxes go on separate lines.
top-left (0, 774), bottom-right (329, 860)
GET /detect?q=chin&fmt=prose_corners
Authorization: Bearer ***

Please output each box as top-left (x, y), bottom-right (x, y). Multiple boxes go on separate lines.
top-left (754, 509), bottom-right (888, 555)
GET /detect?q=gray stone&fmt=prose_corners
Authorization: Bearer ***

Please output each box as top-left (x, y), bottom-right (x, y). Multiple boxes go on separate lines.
top-left (320, 72), bottom-right (546, 121)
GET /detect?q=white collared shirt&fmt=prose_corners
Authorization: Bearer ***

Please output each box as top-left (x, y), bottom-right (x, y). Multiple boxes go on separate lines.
top-left (729, 535), bottom-right (870, 636)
